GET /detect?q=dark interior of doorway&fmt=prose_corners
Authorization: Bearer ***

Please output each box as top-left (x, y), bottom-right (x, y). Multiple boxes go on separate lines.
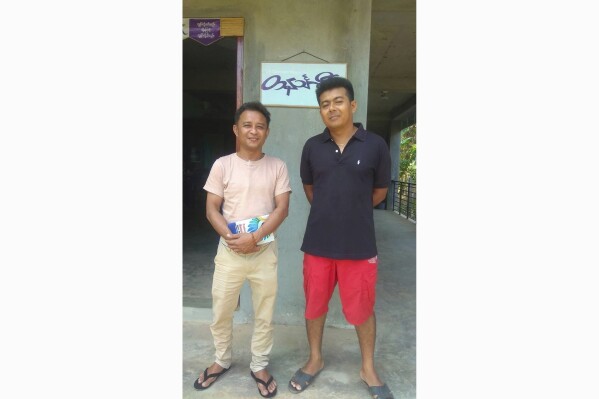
top-left (183, 37), bottom-right (237, 231)
top-left (183, 37), bottom-right (237, 309)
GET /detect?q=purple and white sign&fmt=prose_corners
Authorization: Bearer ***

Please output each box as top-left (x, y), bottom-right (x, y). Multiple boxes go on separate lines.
top-left (189, 18), bottom-right (222, 46)
top-left (260, 63), bottom-right (347, 107)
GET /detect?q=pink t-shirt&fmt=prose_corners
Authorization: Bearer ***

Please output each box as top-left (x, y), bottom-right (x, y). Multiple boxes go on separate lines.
top-left (203, 153), bottom-right (292, 223)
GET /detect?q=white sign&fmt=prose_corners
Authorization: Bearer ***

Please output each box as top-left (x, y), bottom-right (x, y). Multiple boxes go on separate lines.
top-left (260, 63), bottom-right (347, 108)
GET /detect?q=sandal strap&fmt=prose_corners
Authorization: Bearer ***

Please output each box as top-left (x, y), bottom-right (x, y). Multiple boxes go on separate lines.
top-left (290, 368), bottom-right (320, 386)
top-left (199, 367), bottom-right (229, 383)
top-left (367, 383), bottom-right (394, 399)
top-left (251, 371), bottom-right (274, 387)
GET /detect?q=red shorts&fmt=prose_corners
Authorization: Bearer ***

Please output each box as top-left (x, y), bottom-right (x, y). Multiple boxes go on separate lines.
top-left (303, 253), bottom-right (378, 325)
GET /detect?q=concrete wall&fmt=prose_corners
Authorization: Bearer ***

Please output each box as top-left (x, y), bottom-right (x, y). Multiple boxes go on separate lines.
top-left (184, 0), bottom-right (373, 327)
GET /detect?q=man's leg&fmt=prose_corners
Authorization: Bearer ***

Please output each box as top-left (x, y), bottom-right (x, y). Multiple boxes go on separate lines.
top-left (288, 313), bottom-right (327, 392)
top-left (337, 257), bottom-right (385, 387)
top-left (304, 312), bottom-right (327, 372)
top-left (247, 243), bottom-right (278, 396)
top-left (355, 313), bottom-right (384, 387)
top-left (289, 254), bottom-right (334, 391)
top-left (197, 243), bottom-right (246, 388)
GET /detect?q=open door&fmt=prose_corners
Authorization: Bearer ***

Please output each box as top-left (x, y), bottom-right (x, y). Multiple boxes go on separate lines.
top-left (182, 18), bottom-right (244, 309)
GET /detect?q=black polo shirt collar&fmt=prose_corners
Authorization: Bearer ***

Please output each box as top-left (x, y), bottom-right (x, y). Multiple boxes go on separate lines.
top-left (320, 123), bottom-right (367, 143)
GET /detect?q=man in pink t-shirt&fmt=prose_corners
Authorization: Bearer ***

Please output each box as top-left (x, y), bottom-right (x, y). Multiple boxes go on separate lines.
top-left (194, 101), bottom-right (291, 398)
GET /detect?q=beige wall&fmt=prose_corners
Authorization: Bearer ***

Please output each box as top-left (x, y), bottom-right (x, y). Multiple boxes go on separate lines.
top-left (184, 0), bottom-right (373, 326)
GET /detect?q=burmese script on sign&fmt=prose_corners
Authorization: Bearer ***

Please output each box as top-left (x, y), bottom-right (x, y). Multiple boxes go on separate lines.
top-left (260, 63), bottom-right (347, 107)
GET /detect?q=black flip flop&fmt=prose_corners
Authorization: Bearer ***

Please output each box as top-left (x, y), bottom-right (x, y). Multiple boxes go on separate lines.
top-left (193, 366), bottom-right (230, 390)
top-left (250, 371), bottom-right (278, 398)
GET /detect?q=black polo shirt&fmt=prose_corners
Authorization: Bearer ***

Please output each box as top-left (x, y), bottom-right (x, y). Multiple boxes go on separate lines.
top-left (300, 123), bottom-right (391, 259)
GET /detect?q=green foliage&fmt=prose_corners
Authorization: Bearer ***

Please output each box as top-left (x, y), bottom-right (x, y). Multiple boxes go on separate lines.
top-left (399, 124), bottom-right (416, 182)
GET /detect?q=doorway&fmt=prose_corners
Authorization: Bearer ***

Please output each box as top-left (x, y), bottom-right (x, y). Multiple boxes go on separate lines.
top-left (183, 36), bottom-right (237, 229)
top-left (183, 36), bottom-right (238, 309)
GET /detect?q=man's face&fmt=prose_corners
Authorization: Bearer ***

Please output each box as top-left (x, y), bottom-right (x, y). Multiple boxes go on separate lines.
top-left (318, 87), bottom-right (357, 130)
top-left (233, 110), bottom-right (269, 151)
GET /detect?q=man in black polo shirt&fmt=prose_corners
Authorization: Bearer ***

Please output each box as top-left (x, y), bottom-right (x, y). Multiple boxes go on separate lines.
top-left (288, 77), bottom-right (394, 399)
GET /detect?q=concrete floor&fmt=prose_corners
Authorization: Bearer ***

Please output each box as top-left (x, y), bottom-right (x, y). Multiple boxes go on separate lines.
top-left (183, 210), bottom-right (416, 399)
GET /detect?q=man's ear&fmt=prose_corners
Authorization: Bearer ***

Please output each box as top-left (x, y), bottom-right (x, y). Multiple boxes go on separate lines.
top-left (351, 100), bottom-right (357, 114)
top-left (232, 124), bottom-right (238, 137)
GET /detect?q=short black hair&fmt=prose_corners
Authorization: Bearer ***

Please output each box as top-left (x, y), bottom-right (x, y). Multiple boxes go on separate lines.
top-left (234, 101), bottom-right (271, 126)
top-left (315, 76), bottom-right (355, 104)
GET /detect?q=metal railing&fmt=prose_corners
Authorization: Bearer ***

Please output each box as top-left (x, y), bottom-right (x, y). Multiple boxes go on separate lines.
top-left (392, 180), bottom-right (416, 222)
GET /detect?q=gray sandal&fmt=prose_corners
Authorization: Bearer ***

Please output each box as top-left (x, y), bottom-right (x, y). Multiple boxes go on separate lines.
top-left (364, 382), bottom-right (395, 399)
top-left (288, 368), bottom-right (323, 394)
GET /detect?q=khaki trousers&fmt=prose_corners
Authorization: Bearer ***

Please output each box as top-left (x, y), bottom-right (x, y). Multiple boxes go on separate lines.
top-left (210, 239), bottom-right (278, 372)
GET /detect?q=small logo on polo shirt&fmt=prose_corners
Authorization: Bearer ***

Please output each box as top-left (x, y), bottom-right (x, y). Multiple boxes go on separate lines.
top-left (357, 160), bottom-right (360, 165)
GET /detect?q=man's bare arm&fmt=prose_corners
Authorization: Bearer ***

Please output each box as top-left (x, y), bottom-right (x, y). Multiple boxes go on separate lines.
top-left (205, 192), bottom-right (231, 238)
top-left (252, 191), bottom-right (291, 242)
top-left (303, 184), bottom-right (314, 204)
top-left (372, 187), bottom-right (388, 207)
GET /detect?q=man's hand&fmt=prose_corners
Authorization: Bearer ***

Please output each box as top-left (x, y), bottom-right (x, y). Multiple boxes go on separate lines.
top-left (225, 232), bottom-right (260, 254)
